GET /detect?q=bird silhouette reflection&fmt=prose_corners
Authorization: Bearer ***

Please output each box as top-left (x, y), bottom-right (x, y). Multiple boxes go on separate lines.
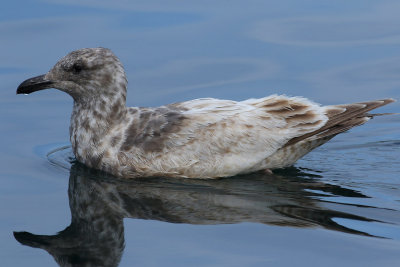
top-left (14, 161), bottom-right (375, 267)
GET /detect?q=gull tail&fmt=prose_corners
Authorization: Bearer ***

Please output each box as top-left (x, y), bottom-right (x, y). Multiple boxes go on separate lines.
top-left (285, 98), bottom-right (396, 147)
top-left (268, 99), bottom-right (396, 168)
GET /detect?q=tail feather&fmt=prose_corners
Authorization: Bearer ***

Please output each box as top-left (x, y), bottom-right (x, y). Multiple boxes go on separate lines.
top-left (316, 117), bottom-right (370, 139)
top-left (284, 98), bottom-right (395, 147)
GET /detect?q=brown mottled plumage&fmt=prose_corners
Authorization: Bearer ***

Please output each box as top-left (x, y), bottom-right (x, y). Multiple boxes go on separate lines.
top-left (17, 48), bottom-right (396, 178)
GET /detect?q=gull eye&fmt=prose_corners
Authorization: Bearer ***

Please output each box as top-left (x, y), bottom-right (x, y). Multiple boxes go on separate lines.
top-left (72, 62), bottom-right (83, 74)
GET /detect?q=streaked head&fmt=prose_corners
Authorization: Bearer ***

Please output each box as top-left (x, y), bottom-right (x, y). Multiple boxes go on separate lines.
top-left (17, 48), bottom-right (127, 102)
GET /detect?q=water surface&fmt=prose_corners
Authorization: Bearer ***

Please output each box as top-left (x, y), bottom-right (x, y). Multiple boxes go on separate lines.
top-left (1, 1), bottom-right (400, 266)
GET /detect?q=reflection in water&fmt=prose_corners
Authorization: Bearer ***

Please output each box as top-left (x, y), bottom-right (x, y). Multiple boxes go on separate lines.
top-left (14, 151), bottom-right (381, 266)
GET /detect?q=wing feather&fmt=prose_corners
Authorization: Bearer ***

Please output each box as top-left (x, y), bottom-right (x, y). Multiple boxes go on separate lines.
top-left (166, 95), bottom-right (328, 174)
top-left (119, 96), bottom-right (395, 177)
top-left (284, 99), bottom-right (395, 147)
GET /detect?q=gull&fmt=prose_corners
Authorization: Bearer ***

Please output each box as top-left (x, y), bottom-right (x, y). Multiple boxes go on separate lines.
top-left (17, 48), bottom-right (395, 178)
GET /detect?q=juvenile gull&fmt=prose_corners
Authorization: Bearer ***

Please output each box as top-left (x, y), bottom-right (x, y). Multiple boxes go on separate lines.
top-left (17, 48), bottom-right (395, 178)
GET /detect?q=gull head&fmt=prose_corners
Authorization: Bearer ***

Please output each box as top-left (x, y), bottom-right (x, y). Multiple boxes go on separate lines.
top-left (17, 48), bottom-right (127, 102)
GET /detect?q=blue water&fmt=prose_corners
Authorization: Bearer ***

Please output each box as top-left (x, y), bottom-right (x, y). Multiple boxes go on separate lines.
top-left (1, 1), bottom-right (400, 266)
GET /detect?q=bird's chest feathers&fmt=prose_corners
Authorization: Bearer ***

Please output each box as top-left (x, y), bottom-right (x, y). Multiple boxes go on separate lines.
top-left (70, 107), bottom-right (110, 164)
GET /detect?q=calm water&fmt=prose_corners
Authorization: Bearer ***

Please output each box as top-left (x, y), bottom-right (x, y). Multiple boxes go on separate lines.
top-left (1, 1), bottom-right (400, 266)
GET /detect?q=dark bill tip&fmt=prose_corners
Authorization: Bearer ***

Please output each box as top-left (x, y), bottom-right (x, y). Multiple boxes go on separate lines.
top-left (16, 74), bottom-right (54, 95)
top-left (13, 231), bottom-right (50, 247)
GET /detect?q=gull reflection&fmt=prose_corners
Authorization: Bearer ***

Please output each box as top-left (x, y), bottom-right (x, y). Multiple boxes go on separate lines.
top-left (14, 161), bottom-right (375, 267)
